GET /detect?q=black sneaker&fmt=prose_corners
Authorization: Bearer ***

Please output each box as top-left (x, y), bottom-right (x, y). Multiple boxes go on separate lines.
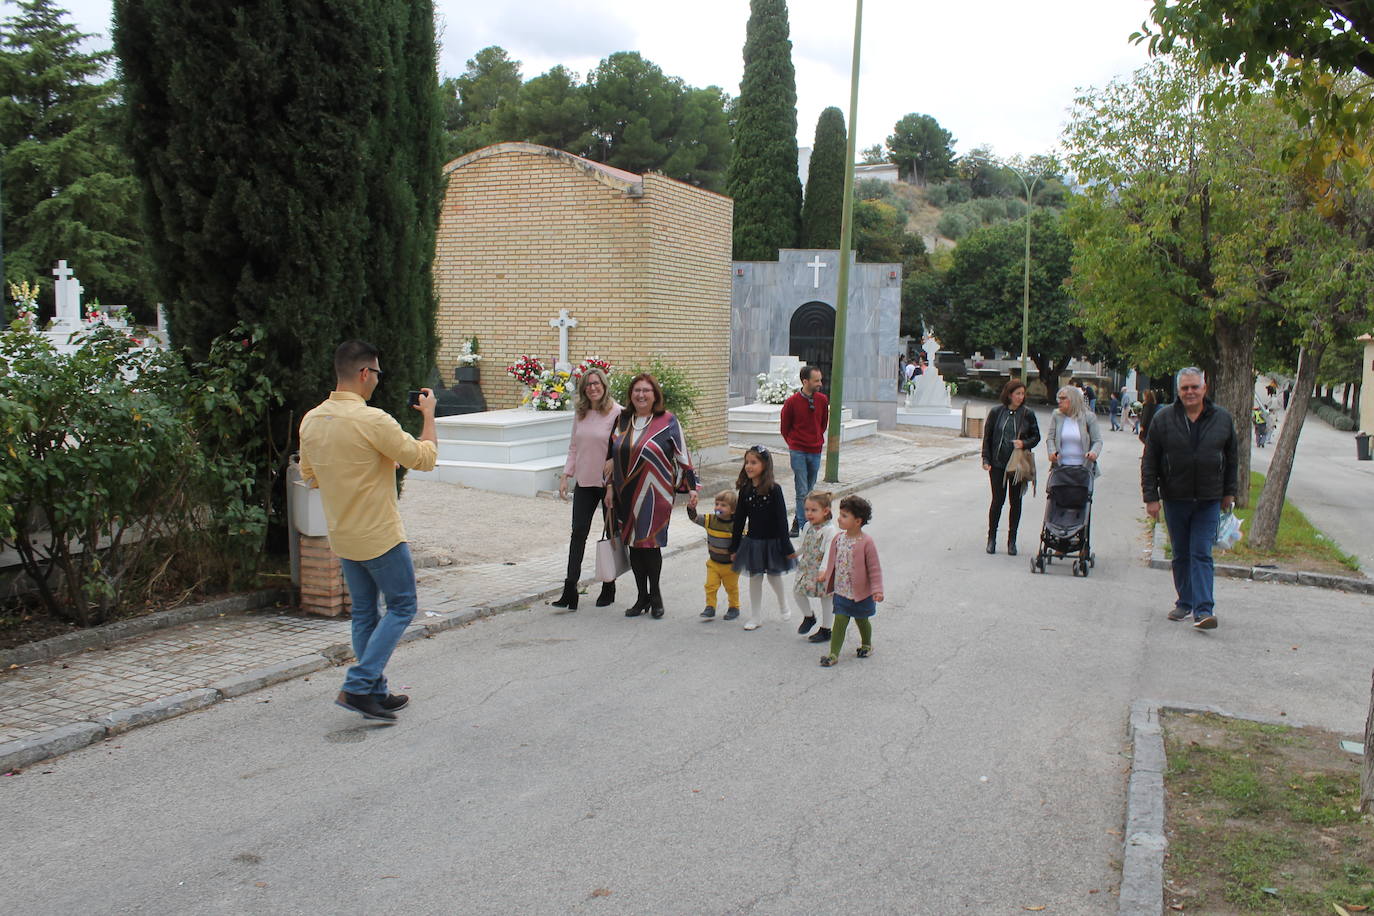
top-left (335, 691), bottom-right (397, 722)
top-left (1193, 615), bottom-right (1218, 630)
top-left (700, 605), bottom-right (716, 618)
top-left (723, 607), bottom-right (739, 621)
top-left (1167, 606), bottom-right (1191, 621)
top-left (807, 626), bottom-right (831, 644)
top-left (798, 615), bottom-right (816, 635)
top-left (789, 519), bottom-right (802, 537)
top-left (377, 693), bottom-right (409, 711)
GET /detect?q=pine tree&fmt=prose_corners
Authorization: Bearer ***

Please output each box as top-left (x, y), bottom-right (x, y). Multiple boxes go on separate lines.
top-left (800, 106), bottom-right (845, 249)
top-left (726, 0), bottom-right (801, 260)
top-left (0, 0), bottom-right (149, 318)
top-left (114, 0), bottom-right (443, 442)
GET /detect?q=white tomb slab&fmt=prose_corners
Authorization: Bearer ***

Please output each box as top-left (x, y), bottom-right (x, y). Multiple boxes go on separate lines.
top-left (727, 401), bottom-right (877, 450)
top-left (406, 408), bottom-right (573, 497)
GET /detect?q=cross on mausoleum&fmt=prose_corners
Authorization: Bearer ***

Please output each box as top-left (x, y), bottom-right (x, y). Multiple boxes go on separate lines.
top-left (807, 255), bottom-right (827, 289)
top-left (549, 308), bottom-right (578, 371)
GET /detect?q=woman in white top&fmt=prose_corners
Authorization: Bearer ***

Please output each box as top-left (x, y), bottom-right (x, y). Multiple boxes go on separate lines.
top-left (1047, 385), bottom-right (1104, 478)
top-left (550, 368), bottom-right (622, 610)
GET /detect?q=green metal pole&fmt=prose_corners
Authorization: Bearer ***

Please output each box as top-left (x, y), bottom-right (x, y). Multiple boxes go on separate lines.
top-left (823, 0), bottom-right (863, 483)
top-left (1021, 178), bottom-right (1030, 382)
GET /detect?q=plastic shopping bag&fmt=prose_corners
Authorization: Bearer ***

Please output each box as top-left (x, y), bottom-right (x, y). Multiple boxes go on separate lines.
top-left (1214, 511), bottom-right (1243, 551)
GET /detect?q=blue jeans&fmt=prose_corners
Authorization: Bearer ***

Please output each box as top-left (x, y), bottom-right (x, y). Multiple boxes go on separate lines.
top-left (789, 450), bottom-right (822, 525)
top-left (338, 541), bottom-right (418, 696)
top-left (1162, 500), bottom-right (1221, 619)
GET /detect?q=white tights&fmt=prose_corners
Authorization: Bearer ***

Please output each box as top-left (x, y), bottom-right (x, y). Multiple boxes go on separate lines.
top-left (791, 591), bottom-right (834, 628)
top-left (745, 573), bottom-right (789, 625)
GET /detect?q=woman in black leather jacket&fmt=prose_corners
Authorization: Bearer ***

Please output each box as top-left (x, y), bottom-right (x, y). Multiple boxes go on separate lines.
top-left (980, 379), bottom-right (1041, 555)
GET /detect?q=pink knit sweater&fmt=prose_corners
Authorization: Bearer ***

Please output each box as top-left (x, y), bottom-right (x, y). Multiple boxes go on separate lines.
top-left (819, 531), bottom-right (884, 600)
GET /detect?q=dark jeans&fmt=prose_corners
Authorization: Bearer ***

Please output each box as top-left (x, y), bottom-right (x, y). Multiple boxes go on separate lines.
top-left (565, 484), bottom-right (610, 583)
top-left (1162, 499), bottom-right (1221, 618)
top-left (987, 466), bottom-right (1026, 538)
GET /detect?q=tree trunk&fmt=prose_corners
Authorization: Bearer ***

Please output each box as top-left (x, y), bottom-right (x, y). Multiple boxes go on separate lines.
top-left (1211, 313), bottom-right (1260, 508)
top-left (1250, 342), bottom-right (1324, 551)
top-left (1363, 667), bottom-right (1374, 814)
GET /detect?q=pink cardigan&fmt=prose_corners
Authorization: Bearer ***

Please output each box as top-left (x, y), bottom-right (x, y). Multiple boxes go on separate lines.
top-left (819, 532), bottom-right (884, 601)
top-left (563, 403), bottom-right (623, 487)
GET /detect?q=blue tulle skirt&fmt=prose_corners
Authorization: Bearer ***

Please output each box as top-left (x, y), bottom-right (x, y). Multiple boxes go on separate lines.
top-left (732, 536), bottom-right (797, 576)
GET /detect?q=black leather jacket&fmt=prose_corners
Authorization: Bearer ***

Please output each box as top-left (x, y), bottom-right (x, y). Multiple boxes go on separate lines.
top-left (1140, 401), bottom-right (1238, 502)
top-left (981, 405), bottom-right (1042, 469)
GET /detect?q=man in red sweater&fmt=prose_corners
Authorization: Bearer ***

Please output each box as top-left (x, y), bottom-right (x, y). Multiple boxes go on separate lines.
top-left (780, 365), bottom-right (829, 536)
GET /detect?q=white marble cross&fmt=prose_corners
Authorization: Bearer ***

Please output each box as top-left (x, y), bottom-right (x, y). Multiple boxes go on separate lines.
top-left (549, 308), bottom-right (578, 371)
top-left (806, 255), bottom-right (827, 289)
top-left (51, 260), bottom-right (80, 326)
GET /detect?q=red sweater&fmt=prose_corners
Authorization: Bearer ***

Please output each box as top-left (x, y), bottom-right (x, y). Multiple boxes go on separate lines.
top-left (780, 391), bottom-right (829, 453)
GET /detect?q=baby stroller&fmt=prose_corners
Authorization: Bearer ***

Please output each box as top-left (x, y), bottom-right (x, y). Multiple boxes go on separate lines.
top-left (1030, 462), bottom-right (1096, 576)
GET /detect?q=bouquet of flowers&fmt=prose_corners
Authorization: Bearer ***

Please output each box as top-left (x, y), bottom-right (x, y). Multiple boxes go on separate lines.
top-left (506, 355), bottom-right (545, 388)
top-left (9, 280), bottom-right (39, 328)
top-left (457, 336), bottom-right (481, 366)
top-left (526, 368), bottom-right (573, 410)
top-left (84, 301), bottom-right (105, 323)
top-left (570, 356), bottom-right (612, 386)
top-left (755, 372), bottom-right (800, 405)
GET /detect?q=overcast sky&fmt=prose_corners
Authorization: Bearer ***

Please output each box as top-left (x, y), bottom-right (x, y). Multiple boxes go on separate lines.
top-left (36, 0), bottom-right (1158, 159)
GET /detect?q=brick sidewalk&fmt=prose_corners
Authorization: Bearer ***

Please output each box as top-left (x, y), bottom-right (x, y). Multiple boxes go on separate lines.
top-left (0, 431), bottom-right (978, 763)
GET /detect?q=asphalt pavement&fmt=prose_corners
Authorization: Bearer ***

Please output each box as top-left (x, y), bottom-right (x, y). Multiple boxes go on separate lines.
top-left (4, 439), bottom-right (1371, 916)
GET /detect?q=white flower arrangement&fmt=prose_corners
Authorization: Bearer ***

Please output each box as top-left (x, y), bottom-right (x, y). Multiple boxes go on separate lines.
top-left (456, 336), bottom-right (481, 366)
top-left (755, 372), bottom-right (801, 405)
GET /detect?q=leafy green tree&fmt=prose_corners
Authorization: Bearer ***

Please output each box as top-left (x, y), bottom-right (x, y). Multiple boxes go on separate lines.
top-left (941, 210), bottom-right (1085, 394)
top-left (800, 106), bottom-right (845, 249)
top-left (860, 143), bottom-right (885, 164)
top-left (487, 65), bottom-right (588, 153)
top-left (443, 45), bottom-right (522, 159)
top-left (0, 0), bottom-right (150, 319)
top-left (886, 113), bottom-right (954, 185)
top-left (851, 198), bottom-right (905, 262)
top-left (660, 85), bottom-right (732, 191)
top-left (727, 0), bottom-right (802, 259)
top-left (116, 0), bottom-right (444, 458)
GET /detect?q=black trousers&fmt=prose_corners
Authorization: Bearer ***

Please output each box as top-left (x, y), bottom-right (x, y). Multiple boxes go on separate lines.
top-left (987, 466), bottom-right (1027, 538)
top-left (564, 485), bottom-right (611, 582)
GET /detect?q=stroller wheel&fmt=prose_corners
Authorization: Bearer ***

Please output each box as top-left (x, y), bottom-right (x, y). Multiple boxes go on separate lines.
top-left (1089, 554), bottom-right (1096, 568)
top-left (1071, 560), bottom-right (1084, 576)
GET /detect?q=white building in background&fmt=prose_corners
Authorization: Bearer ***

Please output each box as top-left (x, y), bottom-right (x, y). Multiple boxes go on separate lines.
top-left (798, 147), bottom-right (902, 189)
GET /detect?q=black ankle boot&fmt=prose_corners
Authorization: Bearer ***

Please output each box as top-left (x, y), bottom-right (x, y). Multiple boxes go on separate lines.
top-left (550, 579), bottom-right (578, 610)
top-left (986, 533), bottom-right (997, 554)
top-left (594, 581), bottom-right (615, 607)
top-left (625, 596), bottom-right (648, 617)
top-left (1006, 536), bottom-right (1018, 556)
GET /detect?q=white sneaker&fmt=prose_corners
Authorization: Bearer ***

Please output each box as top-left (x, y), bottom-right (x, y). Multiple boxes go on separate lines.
top-left (780, 610), bottom-right (792, 621)
top-left (743, 622), bottom-right (760, 631)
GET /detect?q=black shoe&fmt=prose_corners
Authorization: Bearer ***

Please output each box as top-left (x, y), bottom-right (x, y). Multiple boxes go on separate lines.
top-left (550, 579), bottom-right (578, 610)
top-left (808, 626), bottom-right (831, 643)
top-left (701, 605), bottom-right (716, 618)
top-left (798, 615), bottom-right (816, 635)
top-left (986, 535), bottom-right (997, 554)
top-left (377, 693), bottom-right (409, 711)
top-left (595, 581), bottom-right (616, 607)
top-left (1167, 606), bottom-right (1191, 621)
top-left (723, 606), bottom-right (740, 621)
top-left (1006, 539), bottom-right (1017, 556)
top-left (789, 519), bottom-right (802, 537)
top-left (1193, 614), bottom-right (1218, 630)
top-left (335, 691), bottom-right (397, 722)
top-left (650, 604), bottom-right (665, 619)
top-left (625, 598), bottom-right (648, 617)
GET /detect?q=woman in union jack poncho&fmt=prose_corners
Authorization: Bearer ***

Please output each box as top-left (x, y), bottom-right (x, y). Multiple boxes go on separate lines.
top-left (607, 373), bottom-right (699, 619)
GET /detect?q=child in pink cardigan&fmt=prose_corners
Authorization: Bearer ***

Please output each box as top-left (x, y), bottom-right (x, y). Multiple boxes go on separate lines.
top-left (816, 494), bottom-right (883, 667)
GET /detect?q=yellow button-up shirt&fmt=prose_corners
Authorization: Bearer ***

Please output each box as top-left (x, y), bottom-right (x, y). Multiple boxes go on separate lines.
top-left (298, 391), bottom-right (437, 561)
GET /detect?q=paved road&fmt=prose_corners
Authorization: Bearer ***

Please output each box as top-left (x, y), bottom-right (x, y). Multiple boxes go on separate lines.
top-left (1250, 412), bottom-right (1374, 573)
top-left (5, 453), bottom-right (1372, 915)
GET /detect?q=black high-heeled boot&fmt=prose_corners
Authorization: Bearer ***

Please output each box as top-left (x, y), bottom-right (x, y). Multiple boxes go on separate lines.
top-left (594, 581), bottom-right (615, 607)
top-left (1006, 535), bottom-right (1018, 556)
top-left (986, 531), bottom-right (997, 554)
top-left (625, 595), bottom-right (649, 617)
top-left (550, 579), bottom-right (578, 610)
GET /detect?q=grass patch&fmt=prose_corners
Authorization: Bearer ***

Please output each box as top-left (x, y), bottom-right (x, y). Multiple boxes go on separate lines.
top-left (1162, 710), bottom-right (1374, 914)
top-left (1160, 471), bottom-right (1362, 576)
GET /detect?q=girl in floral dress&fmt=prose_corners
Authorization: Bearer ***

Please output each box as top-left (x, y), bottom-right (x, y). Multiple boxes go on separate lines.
top-left (792, 491), bottom-right (838, 644)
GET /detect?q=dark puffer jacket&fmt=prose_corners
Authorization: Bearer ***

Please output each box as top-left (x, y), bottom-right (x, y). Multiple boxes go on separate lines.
top-left (1140, 401), bottom-right (1238, 502)
top-left (981, 405), bottom-right (1041, 469)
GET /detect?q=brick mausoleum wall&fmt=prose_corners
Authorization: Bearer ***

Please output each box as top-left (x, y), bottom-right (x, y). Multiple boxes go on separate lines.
top-left (433, 145), bottom-right (732, 452)
top-left (640, 174), bottom-right (732, 451)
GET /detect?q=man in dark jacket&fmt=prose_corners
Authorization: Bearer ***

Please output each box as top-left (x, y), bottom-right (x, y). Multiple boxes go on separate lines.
top-left (1140, 368), bottom-right (1238, 630)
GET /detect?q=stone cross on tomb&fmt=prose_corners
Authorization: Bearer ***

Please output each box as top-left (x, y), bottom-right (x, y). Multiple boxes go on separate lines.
top-left (51, 259), bottom-right (83, 328)
top-left (806, 255), bottom-right (827, 289)
top-left (549, 308), bottom-right (578, 372)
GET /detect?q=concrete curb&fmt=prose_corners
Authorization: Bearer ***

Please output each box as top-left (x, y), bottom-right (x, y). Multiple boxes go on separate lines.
top-left (0, 589), bottom-right (290, 668)
top-left (1, 448), bottom-right (984, 773)
top-left (1119, 701), bottom-right (1304, 916)
top-left (1147, 522), bottom-right (1373, 595)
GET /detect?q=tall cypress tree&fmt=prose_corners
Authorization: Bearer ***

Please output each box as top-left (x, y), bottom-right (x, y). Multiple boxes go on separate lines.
top-left (0, 0), bottom-right (148, 316)
top-left (800, 106), bottom-right (846, 249)
top-left (114, 0), bottom-right (442, 441)
top-left (726, 0), bottom-right (801, 260)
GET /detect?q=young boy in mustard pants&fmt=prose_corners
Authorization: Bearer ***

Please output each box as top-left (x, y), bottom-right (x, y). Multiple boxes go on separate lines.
top-left (688, 490), bottom-right (740, 620)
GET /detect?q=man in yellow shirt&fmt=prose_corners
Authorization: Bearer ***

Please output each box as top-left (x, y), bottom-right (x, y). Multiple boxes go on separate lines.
top-left (299, 341), bottom-right (438, 721)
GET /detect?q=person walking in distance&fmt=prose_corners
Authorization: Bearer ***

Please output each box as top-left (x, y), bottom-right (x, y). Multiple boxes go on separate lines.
top-left (980, 379), bottom-right (1041, 555)
top-left (1141, 368), bottom-right (1238, 630)
top-left (299, 340), bottom-right (438, 721)
top-left (780, 366), bottom-right (829, 537)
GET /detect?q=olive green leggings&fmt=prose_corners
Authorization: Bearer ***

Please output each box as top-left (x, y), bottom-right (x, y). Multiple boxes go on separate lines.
top-left (828, 614), bottom-right (872, 657)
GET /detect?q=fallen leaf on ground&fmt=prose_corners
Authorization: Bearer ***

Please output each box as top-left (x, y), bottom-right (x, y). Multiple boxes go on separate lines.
top-left (1333, 904), bottom-right (1351, 916)
top-left (255, 882), bottom-right (267, 888)
top-left (1023, 907), bottom-right (1046, 912)
top-left (590, 888), bottom-right (612, 898)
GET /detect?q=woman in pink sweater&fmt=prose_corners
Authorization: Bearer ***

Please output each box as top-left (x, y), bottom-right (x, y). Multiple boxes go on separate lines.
top-left (816, 494), bottom-right (884, 667)
top-left (551, 368), bottom-right (622, 610)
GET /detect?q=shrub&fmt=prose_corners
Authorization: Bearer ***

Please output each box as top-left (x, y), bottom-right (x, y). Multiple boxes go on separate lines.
top-left (855, 178), bottom-right (897, 203)
top-left (1309, 399), bottom-right (1356, 431)
top-left (925, 181), bottom-right (971, 208)
top-left (0, 324), bottom-right (281, 626)
top-left (957, 378), bottom-right (992, 398)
